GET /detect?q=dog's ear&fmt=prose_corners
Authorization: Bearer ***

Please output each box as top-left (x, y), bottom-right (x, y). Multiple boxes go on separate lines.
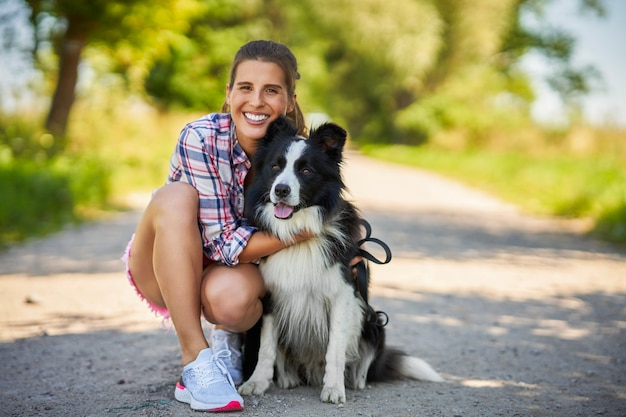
top-left (309, 122), bottom-right (347, 160)
top-left (264, 115), bottom-right (299, 141)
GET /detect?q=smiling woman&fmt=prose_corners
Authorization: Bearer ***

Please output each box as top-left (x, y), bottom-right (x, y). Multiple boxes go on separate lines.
top-left (122, 40), bottom-right (313, 413)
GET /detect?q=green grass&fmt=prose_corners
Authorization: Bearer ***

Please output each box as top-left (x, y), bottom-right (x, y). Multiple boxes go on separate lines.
top-left (360, 144), bottom-right (626, 244)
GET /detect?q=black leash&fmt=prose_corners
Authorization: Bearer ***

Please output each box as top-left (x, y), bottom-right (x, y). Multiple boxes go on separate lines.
top-left (356, 219), bottom-right (392, 265)
top-left (354, 219), bottom-right (392, 327)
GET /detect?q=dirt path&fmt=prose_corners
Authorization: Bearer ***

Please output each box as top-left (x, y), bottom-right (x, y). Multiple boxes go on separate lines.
top-left (1, 152), bottom-right (625, 417)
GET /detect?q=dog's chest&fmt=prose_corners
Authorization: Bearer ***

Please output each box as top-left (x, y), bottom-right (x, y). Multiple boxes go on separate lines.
top-left (260, 238), bottom-right (343, 296)
top-left (260, 239), bottom-right (348, 349)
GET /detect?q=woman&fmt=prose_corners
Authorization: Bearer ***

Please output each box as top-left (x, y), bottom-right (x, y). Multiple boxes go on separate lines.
top-left (123, 40), bottom-right (310, 412)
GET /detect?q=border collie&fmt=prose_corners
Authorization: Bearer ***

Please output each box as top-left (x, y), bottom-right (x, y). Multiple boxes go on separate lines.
top-left (239, 116), bottom-right (443, 404)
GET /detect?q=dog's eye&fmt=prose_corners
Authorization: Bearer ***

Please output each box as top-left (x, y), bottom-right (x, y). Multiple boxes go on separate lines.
top-left (301, 168), bottom-right (312, 176)
top-left (271, 163), bottom-right (280, 172)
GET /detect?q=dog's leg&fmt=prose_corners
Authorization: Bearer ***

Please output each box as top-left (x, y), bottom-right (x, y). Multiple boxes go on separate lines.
top-left (275, 347), bottom-right (300, 389)
top-left (355, 345), bottom-right (376, 390)
top-left (320, 287), bottom-right (361, 404)
top-left (238, 314), bottom-right (278, 396)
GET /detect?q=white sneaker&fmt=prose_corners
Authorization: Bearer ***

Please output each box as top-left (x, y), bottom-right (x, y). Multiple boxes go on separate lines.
top-left (211, 329), bottom-right (244, 386)
top-left (174, 348), bottom-right (244, 411)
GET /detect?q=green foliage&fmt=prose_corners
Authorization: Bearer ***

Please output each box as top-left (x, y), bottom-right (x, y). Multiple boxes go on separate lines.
top-left (0, 114), bottom-right (53, 161)
top-left (0, 162), bottom-right (73, 245)
top-left (0, 113), bottom-right (111, 246)
top-left (595, 203), bottom-right (626, 243)
top-left (499, 0), bottom-right (605, 102)
top-left (289, 0), bottom-right (445, 140)
top-left (18, 0), bottom-right (607, 145)
top-left (66, 95), bottom-right (189, 195)
top-left (144, 0), bottom-right (267, 111)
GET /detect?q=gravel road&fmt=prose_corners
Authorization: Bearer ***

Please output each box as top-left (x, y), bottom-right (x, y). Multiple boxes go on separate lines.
top-left (1, 151), bottom-right (625, 417)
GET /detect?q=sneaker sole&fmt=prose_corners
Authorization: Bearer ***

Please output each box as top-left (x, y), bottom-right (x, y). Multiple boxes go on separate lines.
top-left (175, 382), bottom-right (243, 412)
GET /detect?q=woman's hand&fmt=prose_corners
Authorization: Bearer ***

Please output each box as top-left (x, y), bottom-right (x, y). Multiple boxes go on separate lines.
top-left (239, 229), bottom-right (313, 263)
top-left (350, 256), bottom-right (363, 267)
top-left (291, 229), bottom-right (315, 244)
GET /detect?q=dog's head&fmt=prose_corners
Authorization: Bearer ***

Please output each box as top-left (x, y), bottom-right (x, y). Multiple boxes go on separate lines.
top-left (247, 116), bottom-right (348, 231)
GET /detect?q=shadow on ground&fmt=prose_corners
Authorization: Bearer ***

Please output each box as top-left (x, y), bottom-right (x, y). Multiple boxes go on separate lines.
top-left (363, 209), bottom-right (625, 262)
top-left (2, 288), bottom-right (624, 417)
top-left (2, 208), bottom-right (624, 278)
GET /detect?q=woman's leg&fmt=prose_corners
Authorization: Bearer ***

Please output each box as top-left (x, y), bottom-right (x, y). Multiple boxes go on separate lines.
top-left (200, 263), bottom-right (266, 332)
top-left (200, 263), bottom-right (265, 386)
top-left (128, 182), bottom-right (208, 366)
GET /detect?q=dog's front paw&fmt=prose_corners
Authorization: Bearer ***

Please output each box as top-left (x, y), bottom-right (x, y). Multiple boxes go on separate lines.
top-left (238, 379), bottom-right (271, 396)
top-left (320, 385), bottom-right (346, 404)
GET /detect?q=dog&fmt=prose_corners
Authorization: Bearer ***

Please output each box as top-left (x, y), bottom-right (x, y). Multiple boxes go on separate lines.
top-left (238, 116), bottom-right (443, 404)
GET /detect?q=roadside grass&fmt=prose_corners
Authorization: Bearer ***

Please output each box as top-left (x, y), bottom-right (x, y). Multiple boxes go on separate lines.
top-left (360, 142), bottom-right (626, 244)
top-left (0, 104), bottom-right (195, 247)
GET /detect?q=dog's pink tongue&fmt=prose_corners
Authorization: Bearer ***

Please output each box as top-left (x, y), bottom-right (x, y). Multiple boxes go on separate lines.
top-left (274, 203), bottom-right (294, 219)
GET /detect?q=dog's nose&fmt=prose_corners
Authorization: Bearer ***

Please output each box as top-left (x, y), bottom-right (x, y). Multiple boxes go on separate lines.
top-left (274, 183), bottom-right (291, 198)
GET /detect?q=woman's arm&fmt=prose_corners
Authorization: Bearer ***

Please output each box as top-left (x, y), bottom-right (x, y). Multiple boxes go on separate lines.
top-left (238, 230), bottom-right (312, 263)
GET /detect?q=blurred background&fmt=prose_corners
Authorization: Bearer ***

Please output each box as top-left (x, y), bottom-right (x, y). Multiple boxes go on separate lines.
top-left (0, 0), bottom-right (624, 246)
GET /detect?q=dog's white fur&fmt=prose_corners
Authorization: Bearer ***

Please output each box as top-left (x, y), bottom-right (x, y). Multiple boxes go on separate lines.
top-left (239, 204), bottom-right (364, 403)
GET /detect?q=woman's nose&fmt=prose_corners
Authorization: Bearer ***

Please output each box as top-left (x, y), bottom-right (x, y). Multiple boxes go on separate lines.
top-left (250, 90), bottom-right (264, 107)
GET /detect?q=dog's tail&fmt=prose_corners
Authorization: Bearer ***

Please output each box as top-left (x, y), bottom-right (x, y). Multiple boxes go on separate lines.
top-left (396, 353), bottom-right (445, 382)
top-left (368, 348), bottom-right (444, 382)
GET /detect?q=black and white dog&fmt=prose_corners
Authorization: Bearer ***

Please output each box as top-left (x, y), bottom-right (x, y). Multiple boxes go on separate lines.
top-left (239, 116), bottom-right (443, 404)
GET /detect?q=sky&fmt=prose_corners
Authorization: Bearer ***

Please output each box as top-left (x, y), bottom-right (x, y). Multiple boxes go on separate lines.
top-left (521, 0), bottom-right (626, 126)
top-left (1, 0), bottom-right (625, 127)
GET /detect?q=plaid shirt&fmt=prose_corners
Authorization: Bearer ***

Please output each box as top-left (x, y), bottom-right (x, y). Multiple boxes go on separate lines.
top-left (167, 113), bottom-right (256, 266)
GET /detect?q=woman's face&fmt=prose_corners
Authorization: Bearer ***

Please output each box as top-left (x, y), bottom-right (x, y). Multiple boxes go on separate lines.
top-left (226, 60), bottom-right (296, 156)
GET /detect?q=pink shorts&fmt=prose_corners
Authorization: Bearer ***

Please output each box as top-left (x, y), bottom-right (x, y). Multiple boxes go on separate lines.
top-left (122, 234), bottom-right (171, 320)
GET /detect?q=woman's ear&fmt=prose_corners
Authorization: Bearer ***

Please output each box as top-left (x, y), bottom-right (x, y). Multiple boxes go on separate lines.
top-left (225, 84), bottom-right (232, 106)
top-left (287, 94), bottom-right (297, 114)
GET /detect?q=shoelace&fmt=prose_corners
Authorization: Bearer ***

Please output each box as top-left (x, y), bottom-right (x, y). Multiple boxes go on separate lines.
top-left (212, 334), bottom-right (242, 373)
top-left (213, 349), bottom-right (237, 388)
top-left (192, 349), bottom-right (236, 389)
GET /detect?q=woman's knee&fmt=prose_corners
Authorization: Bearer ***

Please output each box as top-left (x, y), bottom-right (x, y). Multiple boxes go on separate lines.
top-left (201, 264), bottom-right (265, 330)
top-left (151, 182), bottom-right (199, 227)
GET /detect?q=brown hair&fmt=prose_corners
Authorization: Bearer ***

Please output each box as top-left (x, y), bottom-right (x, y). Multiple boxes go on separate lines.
top-left (221, 40), bottom-right (307, 137)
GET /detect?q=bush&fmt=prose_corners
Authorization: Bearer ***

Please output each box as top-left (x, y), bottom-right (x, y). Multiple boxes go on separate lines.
top-left (0, 163), bottom-right (74, 245)
top-left (0, 114), bottom-right (112, 247)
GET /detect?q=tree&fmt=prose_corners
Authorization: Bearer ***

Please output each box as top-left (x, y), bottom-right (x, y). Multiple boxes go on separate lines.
top-left (144, 0), bottom-right (271, 111)
top-left (293, 0), bottom-right (607, 143)
top-left (19, 0), bottom-right (606, 147)
top-left (24, 0), bottom-right (191, 145)
top-left (499, 0), bottom-right (605, 101)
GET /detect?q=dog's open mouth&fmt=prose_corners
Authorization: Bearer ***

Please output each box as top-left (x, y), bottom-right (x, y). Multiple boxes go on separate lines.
top-left (274, 202), bottom-right (295, 219)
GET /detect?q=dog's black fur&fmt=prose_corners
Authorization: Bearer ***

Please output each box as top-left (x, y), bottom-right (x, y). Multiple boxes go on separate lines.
top-left (239, 116), bottom-right (442, 404)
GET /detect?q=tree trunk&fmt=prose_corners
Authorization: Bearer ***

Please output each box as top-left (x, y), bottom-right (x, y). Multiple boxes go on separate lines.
top-left (45, 19), bottom-right (87, 144)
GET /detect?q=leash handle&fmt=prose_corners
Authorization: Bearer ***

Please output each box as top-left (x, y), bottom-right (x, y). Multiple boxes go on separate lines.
top-left (357, 219), bottom-right (392, 265)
